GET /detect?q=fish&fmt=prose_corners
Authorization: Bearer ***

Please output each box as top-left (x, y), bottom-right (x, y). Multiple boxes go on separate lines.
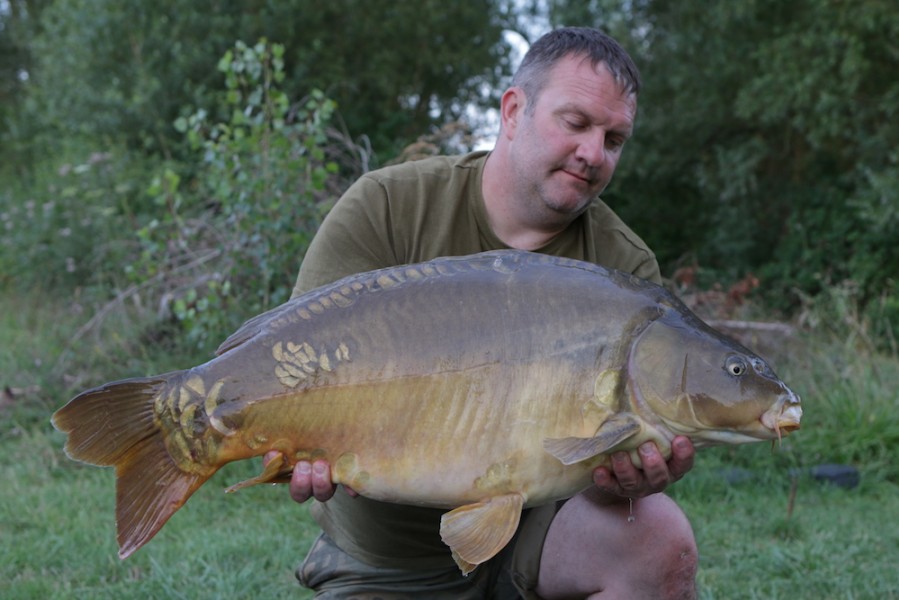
top-left (51, 249), bottom-right (802, 574)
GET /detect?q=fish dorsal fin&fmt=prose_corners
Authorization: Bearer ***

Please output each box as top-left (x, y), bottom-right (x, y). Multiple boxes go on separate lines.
top-left (543, 413), bottom-right (642, 465)
top-left (439, 493), bottom-right (525, 575)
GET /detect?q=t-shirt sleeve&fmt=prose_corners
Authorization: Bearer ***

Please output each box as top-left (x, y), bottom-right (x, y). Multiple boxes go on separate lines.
top-left (291, 176), bottom-right (397, 297)
top-left (632, 254), bottom-right (662, 285)
top-left (586, 200), bottom-right (663, 285)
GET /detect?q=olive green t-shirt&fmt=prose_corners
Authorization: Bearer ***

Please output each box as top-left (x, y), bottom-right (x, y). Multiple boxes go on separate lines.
top-left (291, 151), bottom-right (660, 569)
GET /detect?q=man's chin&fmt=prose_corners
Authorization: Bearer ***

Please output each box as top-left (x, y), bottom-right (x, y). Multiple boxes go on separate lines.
top-left (543, 195), bottom-right (593, 218)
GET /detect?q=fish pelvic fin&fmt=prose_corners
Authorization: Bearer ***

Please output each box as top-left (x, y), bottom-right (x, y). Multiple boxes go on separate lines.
top-left (439, 493), bottom-right (524, 575)
top-left (543, 413), bottom-right (642, 465)
top-left (225, 451), bottom-right (293, 493)
top-left (51, 376), bottom-right (216, 559)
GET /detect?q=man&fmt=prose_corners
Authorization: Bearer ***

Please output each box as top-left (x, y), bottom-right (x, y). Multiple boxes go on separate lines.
top-left (272, 27), bottom-right (698, 599)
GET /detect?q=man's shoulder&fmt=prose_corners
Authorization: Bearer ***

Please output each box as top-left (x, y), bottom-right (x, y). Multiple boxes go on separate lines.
top-left (583, 198), bottom-right (661, 283)
top-left (362, 151), bottom-right (488, 185)
top-left (585, 199), bottom-right (651, 251)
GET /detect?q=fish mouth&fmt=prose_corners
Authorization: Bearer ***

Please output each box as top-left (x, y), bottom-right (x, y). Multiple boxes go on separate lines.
top-left (760, 390), bottom-right (802, 440)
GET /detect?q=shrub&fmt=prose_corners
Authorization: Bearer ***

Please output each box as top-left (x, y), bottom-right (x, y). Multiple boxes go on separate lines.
top-left (0, 147), bottom-right (148, 292)
top-left (128, 39), bottom-right (342, 347)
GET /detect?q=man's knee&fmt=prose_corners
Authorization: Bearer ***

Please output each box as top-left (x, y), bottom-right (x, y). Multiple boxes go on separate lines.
top-left (624, 494), bottom-right (698, 599)
top-left (536, 493), bottom-right (697, 600)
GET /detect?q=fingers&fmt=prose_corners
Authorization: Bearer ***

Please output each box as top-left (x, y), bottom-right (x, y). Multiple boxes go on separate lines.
top-left (667, 436), bottom-right (695, 480)
top-left (636, 442), bottom-right (672, 490)
top-left (592, 438), bottom-right (696, 500)
top-left (269, 455), bottom-right (358, 503)
top-left (591, 466), bottom-right (622, 501)
top-left (289, 460), bottom-right (337, 503)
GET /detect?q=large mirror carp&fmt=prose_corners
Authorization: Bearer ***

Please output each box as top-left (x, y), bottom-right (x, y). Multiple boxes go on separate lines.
top-left (52, 250), bottom-right (801, 574)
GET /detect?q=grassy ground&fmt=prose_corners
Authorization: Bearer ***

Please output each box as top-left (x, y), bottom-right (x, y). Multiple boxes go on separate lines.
top-left (2, 289), bottom-right (897, 599)
top-left (674, 449), bottom-right (899, 599)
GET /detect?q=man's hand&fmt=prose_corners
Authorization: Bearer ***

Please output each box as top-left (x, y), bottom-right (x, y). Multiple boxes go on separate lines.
top-left (591, 436), bottom-right (695, 501)
top-left (262, 452), bottom-right (358, 503)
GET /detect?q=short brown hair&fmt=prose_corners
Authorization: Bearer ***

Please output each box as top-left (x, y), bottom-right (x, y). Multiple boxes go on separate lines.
top-left (512, 27), bottom-right (641, 113)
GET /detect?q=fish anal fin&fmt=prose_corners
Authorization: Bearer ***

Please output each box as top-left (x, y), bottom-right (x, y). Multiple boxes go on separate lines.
top-left (225, 451), bottom-right (292, 493)
top-left (440, 493), bottom-right (524, 575)
top-left (544, 413), bottom-right (642, 465)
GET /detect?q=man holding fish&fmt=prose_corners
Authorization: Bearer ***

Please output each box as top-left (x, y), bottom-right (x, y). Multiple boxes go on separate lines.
top-left (282, 26), bottom-right (699, 600)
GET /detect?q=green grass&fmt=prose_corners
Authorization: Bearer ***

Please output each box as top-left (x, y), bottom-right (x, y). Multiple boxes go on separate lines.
top-left (672, 452), bottom-right (899, 599)
top-left (1, 425), bottom-right (318, 599)
top-left (2, 289), bottom-right (898, 599)
top-left (0, 289), bottom-right (319, 599)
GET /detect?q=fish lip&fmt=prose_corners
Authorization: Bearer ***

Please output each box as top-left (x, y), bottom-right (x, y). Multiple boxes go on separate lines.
top-left (760, 390), bottom-right (802, 435)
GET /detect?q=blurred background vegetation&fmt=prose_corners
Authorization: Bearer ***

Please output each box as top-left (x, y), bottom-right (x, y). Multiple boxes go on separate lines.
top-left (2, 0), bottom-right (898, 349)
top-left (1, 2), bottom-right (898, 597)
top-left (2, 0), bottom-right (897, 355)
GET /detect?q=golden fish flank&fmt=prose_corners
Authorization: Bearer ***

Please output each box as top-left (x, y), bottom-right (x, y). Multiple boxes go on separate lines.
top-left (273, 340), bottom-right (351, 388)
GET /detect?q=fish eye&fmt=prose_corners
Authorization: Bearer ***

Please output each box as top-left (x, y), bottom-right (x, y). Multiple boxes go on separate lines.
top-left (725, 356), bottom-right (748, 376)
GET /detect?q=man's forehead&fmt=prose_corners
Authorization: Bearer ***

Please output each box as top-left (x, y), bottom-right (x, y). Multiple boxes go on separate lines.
top-left (541, 57), bottom-right (637, 122)
top-left (549, 54), bottom-right (634, 95)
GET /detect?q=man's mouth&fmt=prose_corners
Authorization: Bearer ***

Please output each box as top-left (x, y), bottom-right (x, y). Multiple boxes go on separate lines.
top-left (560, 169), bottom-right (592, 185)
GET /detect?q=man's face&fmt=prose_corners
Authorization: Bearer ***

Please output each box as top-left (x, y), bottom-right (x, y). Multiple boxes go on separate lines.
top-left (506, 55), bottom-right (637, 226)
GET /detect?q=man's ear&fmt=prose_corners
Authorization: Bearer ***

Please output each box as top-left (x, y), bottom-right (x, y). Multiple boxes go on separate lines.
top-left (499, 87), bottom-right (527, 139)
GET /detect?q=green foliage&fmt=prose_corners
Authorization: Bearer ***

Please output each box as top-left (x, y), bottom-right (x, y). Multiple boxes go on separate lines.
top-left (11, 0), bottom-right (513, 167)
top-left (795, 276), bottom-right (899, 360)
top-left (3, 0), bottom-right (898, 351)
top-left (128, 39), bottom-right (337, 347)
top-left (0, 148), bottom-right (147, 291)
top-left (263, 0), bottom-right (515, 157)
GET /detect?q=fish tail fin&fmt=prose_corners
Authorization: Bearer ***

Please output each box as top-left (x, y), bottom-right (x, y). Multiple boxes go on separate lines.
top-left (51, 375), bottom-right (215, 559)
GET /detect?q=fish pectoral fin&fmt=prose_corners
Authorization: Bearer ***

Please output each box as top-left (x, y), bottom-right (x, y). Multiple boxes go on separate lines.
top-left (225, 451), bottom-right (291, 493)
top-left (543, 413), bottom-right (642, 465)
top-left (439, 493), bottom-right (525, 575)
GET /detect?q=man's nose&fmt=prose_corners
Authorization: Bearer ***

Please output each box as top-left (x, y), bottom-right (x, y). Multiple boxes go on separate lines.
top-left (576, 131), bottom-right (606, 167)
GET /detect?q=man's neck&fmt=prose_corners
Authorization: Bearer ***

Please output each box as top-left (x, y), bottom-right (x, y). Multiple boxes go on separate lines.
top-left (481, 151), bottom-right (566, 251)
